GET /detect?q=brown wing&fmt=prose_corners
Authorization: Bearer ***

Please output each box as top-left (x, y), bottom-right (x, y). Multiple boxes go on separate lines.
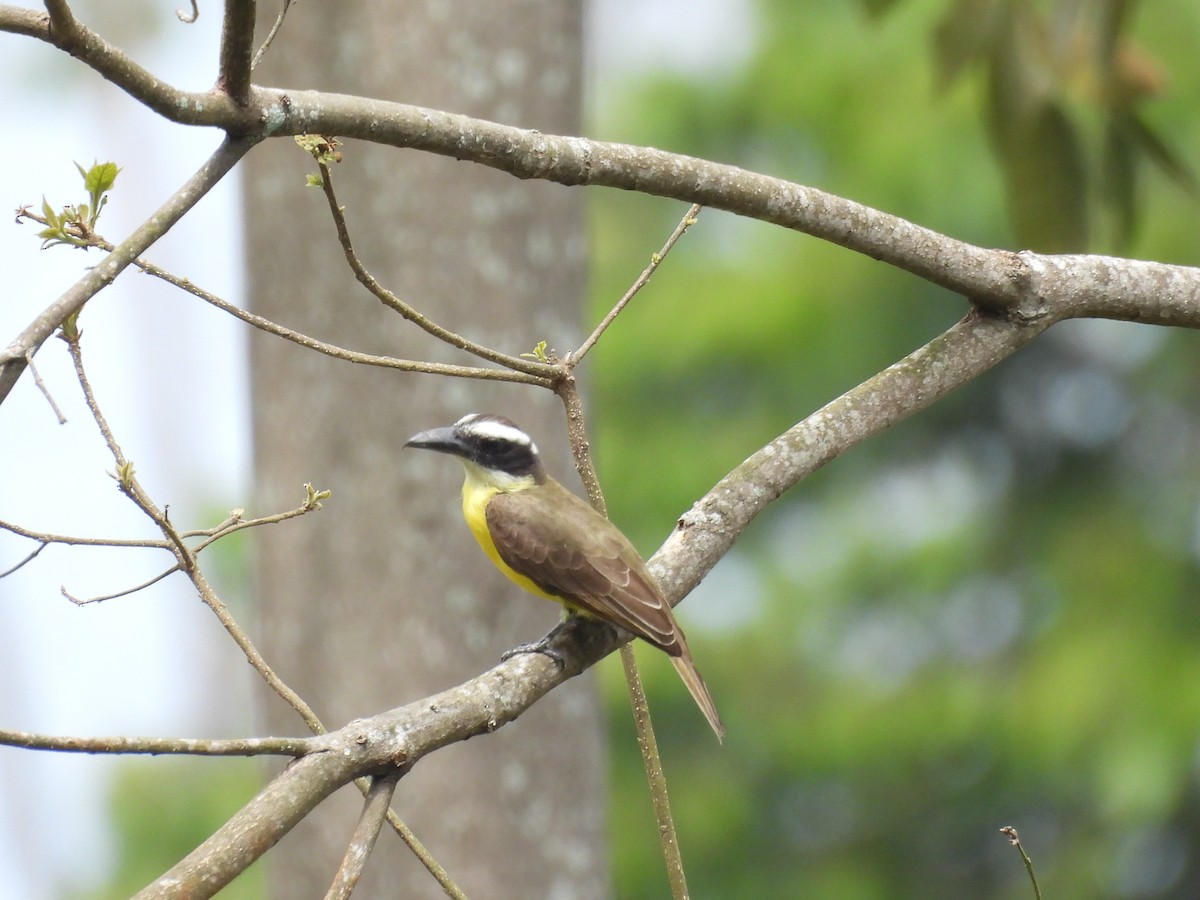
top-left (485, 481), bottom-right (682, 654)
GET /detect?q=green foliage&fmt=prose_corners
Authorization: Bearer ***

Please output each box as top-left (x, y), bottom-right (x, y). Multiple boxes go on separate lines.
top-left (295, 133), bottom-right (343, 184)
top-left (36, 160), bottom-right (121, 249)
top-left (66, 760), bottom-right (264, 900)
top-left (931, 0), bottom-right (1197, 252)
top-left (590, 1), bottom-right (1200, 896)
top-left (521, 339), bottom-right (551, 362)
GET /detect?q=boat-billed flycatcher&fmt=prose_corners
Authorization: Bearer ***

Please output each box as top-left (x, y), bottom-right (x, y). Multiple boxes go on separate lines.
top-left (405, 413), bottom-right (724, 740)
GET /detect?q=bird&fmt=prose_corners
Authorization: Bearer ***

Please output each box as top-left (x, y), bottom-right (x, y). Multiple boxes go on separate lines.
top-left (404, 413), bottom-right (724, 740)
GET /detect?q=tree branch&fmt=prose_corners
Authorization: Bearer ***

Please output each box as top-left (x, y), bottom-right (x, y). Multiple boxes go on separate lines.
top-left (134, 736), bottom-right (369, 899)
top-left (1, 5), bottom-right (246, 126)
top-left (3, 13), bottom-right (1196, 331)
top-left (570, 203), bottom-right (702, 365)
top-left (314, 159), bottom-right (557, 378)
top-left (325, 775), bottom-right (400, 900)
top-left (554, 381), bottom-right (691, 897)
top-left (0, 728), bottom-right (313, 757)
top-left (64, 328), bottom-right (325, 733)
top-left (0, 135), bottom-right (256, 404)
top-left (129, 307), bottom-right (1048, 898)
top-left (205, 88), bottom-right (1200, 325)
top-left (218, 0), bottom-right (255, 103)
top-left (11, 207), bottom-right (553, 388)
top-left (651, 308), bottom-right (1050, 602)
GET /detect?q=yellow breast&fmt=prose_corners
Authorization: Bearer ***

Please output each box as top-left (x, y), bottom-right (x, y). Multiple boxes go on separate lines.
top-left (460, 467), bottom-right (561, 603)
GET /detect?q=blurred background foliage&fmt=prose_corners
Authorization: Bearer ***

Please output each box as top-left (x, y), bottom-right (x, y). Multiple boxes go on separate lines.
top-left (63, 1), bottom-right (1200, 896)
top-left (67, 760), bottom-right (264, 900)
top-left (588, 0), bottom-right (1200, 897)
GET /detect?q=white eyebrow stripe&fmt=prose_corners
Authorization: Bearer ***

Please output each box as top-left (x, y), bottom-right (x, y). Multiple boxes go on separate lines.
top-left (459, 416), bottom-right (533, 447)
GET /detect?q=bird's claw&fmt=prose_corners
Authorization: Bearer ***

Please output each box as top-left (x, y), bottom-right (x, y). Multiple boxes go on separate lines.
top-left (501, 618), bottom-right (582, 670)
top-left (501, 636), bottom-right (567, 670)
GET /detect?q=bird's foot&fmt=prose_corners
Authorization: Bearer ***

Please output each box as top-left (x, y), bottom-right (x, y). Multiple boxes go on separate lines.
top-left (501, 618), bottom-right (584, 670)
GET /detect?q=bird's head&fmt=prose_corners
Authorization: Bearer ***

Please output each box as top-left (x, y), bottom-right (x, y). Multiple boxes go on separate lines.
top-left (404, 413), bottom-right (546, 489)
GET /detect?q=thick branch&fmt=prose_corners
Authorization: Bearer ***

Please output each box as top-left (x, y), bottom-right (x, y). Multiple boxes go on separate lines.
top-left (135, 741), bottom-right (363, 899)
top-left (1014, 252), bottom-right (1200, 327)
top-left (3, 13), bottom-right (1197, 325)
top-left (650, 308), bottom-right (1050, 602)
top-left (136, 651), bottom-right (578, 898)
top-left (218, 0), bottom-right (256, 102)
top-left (190, 87), bottom-right (1200, 323)
top-left (2, 6), bottom-right (247, 126)
top-left (245, 88), bottom-right (1022, 301)
top-left (137, 308), bottom-right (1050, 897)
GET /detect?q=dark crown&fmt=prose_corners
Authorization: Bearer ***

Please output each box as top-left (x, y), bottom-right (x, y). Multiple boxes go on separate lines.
top-left (454, 414), bottom-right (544, 479)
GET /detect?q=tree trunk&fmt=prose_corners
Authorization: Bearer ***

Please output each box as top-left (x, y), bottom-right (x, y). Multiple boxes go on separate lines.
top-left (245, 1), bottom-right (606, 896)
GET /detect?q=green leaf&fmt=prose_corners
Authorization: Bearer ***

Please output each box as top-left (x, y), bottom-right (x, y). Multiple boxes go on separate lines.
top-left (74, 160), bottom-right (121, 227)
top-left (302, 482), bottom-right (332, 510)
top-left (294, 134), bottom-right (342, 165)
top-left (60, 310), bottom-right (80, 342)
top-left (520, 340), bottom-right (549, 362)
top-left (83, 161), bottom-right (121, 197)
top-left (933, 0), bottom-right (1002, 89)
top-left (114, 460), bottom-right (136, 491)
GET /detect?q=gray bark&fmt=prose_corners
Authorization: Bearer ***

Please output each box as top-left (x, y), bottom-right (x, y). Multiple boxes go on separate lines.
top-left (245, 1), bottom-right (607, 896)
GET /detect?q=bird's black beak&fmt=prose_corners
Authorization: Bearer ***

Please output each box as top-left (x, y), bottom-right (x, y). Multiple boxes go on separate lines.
top-left (404, 426), bottom-right (466, 457)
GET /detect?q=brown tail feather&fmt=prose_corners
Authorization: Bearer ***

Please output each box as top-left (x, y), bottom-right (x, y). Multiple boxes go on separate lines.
top-left (670, 655), bottom-right (725, 741)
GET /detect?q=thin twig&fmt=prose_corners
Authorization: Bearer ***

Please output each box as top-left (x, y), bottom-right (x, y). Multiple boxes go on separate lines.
top-left (0, 519), bottom-right (170, 548)
top-left (555, 381), bottom-right (690, 900)
top-left (0, 542), bottom-right (47, 577)
top-left (64, 565), bottom-right (178, 605)
top-left (315, 159), bottom-right (557, 379)
top-left (571, 204), bottom-right (702, 365)
top-left (175, 0), bottom-right (199, 23)
top-left (558, 372), bottom-right (602, 505)
top-left (0, 727), bottom-right (314, 757)
top-left (179, 273), bottom-right (543, 383)
top-left (64, 329), bottom-right (326, 734)
top-left (209, 560), bottom-right (328, 731)
top-left (65, 336), bottom-right (196, 569)
top-left (999, 826), bottom-right (1043, 900)
top-left (62, 494), bottom-right (329, 602)
top-left (23, 350), bottom-right (66, 423)
top-left (380, 809), bottom-right (467, 900)
top-left (326, 774), bottom-right (401, 900)
top-left (622, 643), bottom-right (689, 899)
top-left (1, 137), bottom-right (255, 405)
top-left (14, 207), bottom-right (550, 388)
top-left (0, 501), bottom-right (316, 556)
top-left (252, 0), bottom-right (294, 69)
